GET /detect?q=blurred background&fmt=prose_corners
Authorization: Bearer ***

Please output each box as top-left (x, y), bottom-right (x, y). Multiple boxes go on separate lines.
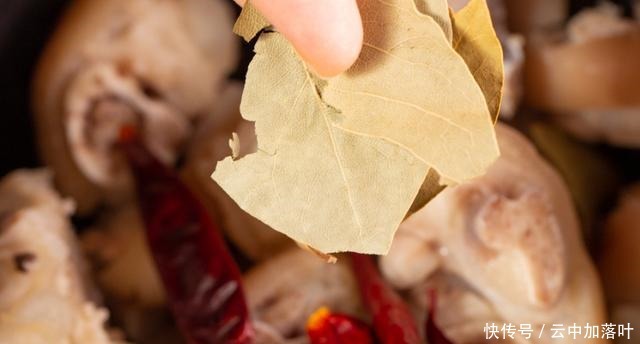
top-left (0, 0), bottom-right (252, 175)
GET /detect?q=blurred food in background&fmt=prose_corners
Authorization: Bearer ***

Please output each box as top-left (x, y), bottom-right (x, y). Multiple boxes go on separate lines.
top-left (0, 170), bottom-right (123, 343)
top-left (244, 249), bottom-right (363, 343)
top-left (525, 2), bottom-right (640, 148)
top-left (382, 125), bottom-right (607, 344)
top-left (600, 183), bottom-right (640, 334)
top-left (32, 0), bottom-right (238, 214)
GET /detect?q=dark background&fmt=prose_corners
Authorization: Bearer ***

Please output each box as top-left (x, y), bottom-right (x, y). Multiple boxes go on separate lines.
top-left (0, 0), bottom-right (635, 176)
top-left (0, 0), bottom-right (68, 175)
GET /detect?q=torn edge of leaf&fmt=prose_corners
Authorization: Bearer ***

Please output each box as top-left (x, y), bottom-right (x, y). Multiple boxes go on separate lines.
top-left (233, 1), bottom-right (270, 42)
top-left (229, 132), bottom-right (241, 159)
top-left (407, 169), bottom-right (446, 215)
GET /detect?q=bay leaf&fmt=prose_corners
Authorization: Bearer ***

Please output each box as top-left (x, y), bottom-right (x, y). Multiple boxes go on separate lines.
top-left (323, 0), bottom-right (499, 184)
top-left (213, 0), bottom-right (501, 254)
top-left (407, 169), bottom-right (446, 215)
top-left (229, 132), bottom-right (241, 159)
top-left (212, 33), bottom-right (429, 254)
top-left (451, 0), bottom-right (504, 122)
top-left (415, 0), bottom-right (454, 42)
top-left (232, 1), bottom-right (270, 42)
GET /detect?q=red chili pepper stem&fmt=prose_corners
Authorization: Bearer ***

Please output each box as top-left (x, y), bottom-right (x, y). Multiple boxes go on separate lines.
top-left (349, 253), bottom-right (421, 344)
top-left (119, 126), bottom-right (253, 344)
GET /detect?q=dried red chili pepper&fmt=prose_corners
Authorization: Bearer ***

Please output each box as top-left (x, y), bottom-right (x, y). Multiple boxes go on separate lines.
top-left (426, 289), bottom-right (454, 344)
top-left (119, 126), bottom-right (253, 344)
top-left (349, 253), bottom-right (421, 344)
top-left (306, 307), bottom-right (374, 344)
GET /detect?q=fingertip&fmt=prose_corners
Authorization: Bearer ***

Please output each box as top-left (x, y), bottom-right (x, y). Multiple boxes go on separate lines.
top-left (306, 12), bottom-right (363, 77)
top-left (253, 0), bottom-right (363, 77)
top-left (301, 0), bottom-right (363, 77)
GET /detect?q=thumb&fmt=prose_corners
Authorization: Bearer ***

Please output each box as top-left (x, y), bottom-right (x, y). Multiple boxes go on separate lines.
top-left (234, 0), bottom-right (363, 77)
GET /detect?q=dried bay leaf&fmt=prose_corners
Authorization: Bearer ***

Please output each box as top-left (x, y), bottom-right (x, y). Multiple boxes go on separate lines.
top-left (212, 33), bottom-right (429, 254)
top-left (323, 0), bottom-right (499, 184)
top-left (229, 132), bottom-right (241, 159)
top-left (213, 0), bottom-right (501, 254)
top-left (451, 0), bottom-right (504, 122)
top-left (415, 0), bottom-right (454, 42)
top-left (232, 1), bottom-right (270, 42)
top-left (408, 169), bottom-right (446, 215)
